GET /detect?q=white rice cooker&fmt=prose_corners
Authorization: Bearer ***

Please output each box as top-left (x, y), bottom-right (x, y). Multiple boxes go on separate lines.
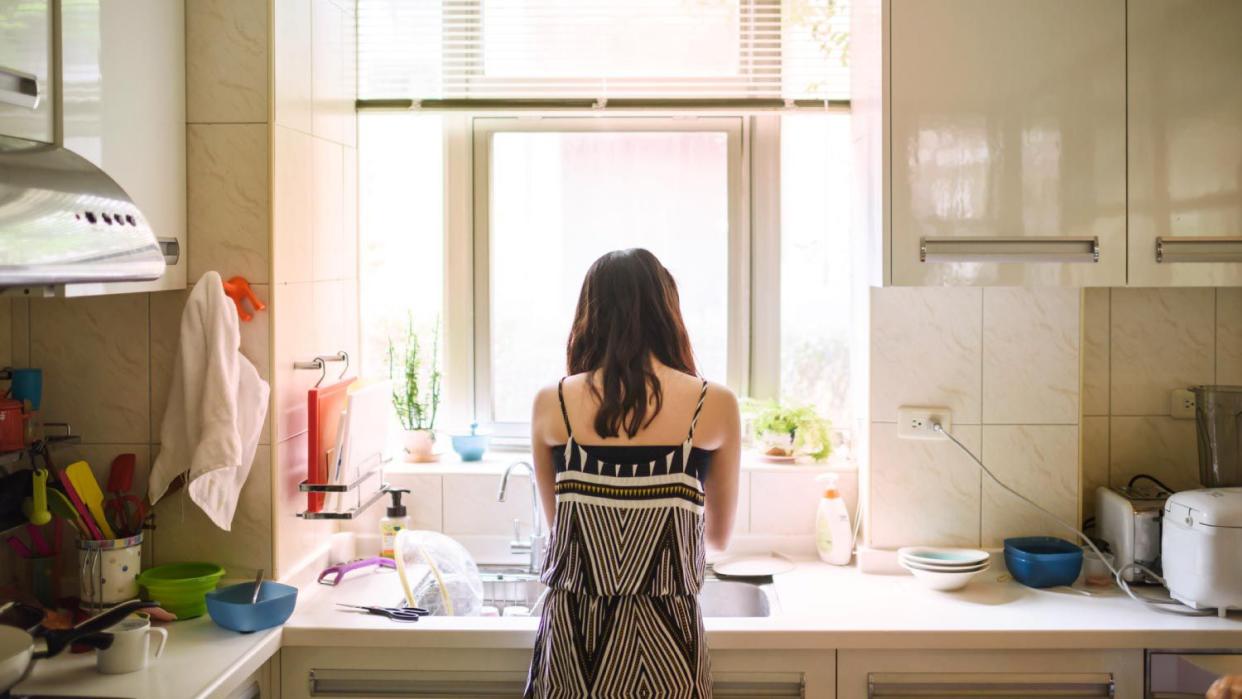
top-left (1162, 487), bottom-right (1242, 617)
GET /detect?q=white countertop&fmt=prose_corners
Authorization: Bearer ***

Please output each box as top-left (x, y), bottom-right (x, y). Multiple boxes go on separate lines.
top-left (13, 616), bottom-right (280, 699)
top-left (16, 560), bottom-right (1242, 697)
top-left (283, 559), bottom-right (1242, 652)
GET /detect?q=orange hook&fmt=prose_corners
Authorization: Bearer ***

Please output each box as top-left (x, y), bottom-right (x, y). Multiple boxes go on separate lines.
top-left (221, 275), bottom-right (266, 322)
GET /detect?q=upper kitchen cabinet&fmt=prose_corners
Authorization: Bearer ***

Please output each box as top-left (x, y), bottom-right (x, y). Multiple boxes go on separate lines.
top-left (0, 0), bottom-right (54, 144)
top-left (885, 0), bottom-right (1127, 286)
top-left (61, 0), bottom-right (187, 294)
top-left (1128, 0), bottom-right (1242, 286)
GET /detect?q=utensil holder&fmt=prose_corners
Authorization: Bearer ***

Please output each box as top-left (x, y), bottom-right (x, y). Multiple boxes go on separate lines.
top-left (78, 533), bottom-right (142, 609)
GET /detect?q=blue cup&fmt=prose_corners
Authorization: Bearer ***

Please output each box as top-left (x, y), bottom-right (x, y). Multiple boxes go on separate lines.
top-left (6, 368), bottom-right (41, 411)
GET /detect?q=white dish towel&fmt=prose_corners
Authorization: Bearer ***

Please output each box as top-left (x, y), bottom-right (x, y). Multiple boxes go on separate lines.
top-left (148, 271), bottom-right (270, 530)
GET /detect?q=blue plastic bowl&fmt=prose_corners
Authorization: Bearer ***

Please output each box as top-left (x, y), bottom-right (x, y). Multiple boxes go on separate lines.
top-left (1003, 537), bottom-right (1083, 589)
top-left (205, 581), bottom-right (298, 633)
top-left (451, 433), bottom-right (489, 461)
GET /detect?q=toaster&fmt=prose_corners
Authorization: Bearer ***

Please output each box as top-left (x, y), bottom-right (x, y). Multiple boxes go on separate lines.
top-left (1162, 488), bottom-right (1242, 616)
top-left (1096, 486), bottom-right (1167, 583)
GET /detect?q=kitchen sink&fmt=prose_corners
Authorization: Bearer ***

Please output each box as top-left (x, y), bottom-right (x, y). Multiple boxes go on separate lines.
top-left (468, 566), bottom-right (777, 618)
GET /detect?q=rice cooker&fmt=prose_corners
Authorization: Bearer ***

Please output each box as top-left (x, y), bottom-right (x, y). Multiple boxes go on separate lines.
top-left (1162, 488), bottom-right (1242, 617)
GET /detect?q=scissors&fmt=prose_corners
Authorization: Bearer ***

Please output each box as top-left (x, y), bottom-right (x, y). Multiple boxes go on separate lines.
top-left (336, 603), bottom-right (427, 622)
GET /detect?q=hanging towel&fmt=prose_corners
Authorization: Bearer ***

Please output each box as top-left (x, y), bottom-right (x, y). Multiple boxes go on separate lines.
top-left (149, 271), bottom-right (270, 531)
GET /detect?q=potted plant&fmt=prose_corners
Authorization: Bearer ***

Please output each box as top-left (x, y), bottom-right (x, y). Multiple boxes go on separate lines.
top-left (744, 399), bottom-right (832, 462)
top-left (388, 317), bottom-right (442, 462)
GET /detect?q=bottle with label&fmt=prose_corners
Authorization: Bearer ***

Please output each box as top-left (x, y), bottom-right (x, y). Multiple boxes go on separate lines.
top-left (380, 488), bottom-right (411, 559)
top-left (815, 473), bottom-right (853, 565)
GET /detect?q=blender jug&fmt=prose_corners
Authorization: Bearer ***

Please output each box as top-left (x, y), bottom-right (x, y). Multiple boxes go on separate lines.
top-left (1193, 385), bottom-right (1242, 488)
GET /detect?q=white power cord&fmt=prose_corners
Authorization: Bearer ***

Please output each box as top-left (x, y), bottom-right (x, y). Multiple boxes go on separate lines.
top-left (931, 423), bottom-right (1213, 617)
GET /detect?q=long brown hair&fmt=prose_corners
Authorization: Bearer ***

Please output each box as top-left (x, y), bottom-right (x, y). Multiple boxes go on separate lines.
top-left (566, 249), bottom-right (698, 439)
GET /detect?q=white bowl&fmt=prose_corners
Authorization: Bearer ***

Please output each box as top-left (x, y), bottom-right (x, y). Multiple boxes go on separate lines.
top-left (898, 546), bottom-right (990, 568)
top-left (902, 561), bottom-right (990, 591)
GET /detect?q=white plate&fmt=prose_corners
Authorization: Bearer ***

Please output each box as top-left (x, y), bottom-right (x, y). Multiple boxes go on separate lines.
top-left (712, 553), bottom-right (796, 577)
top-left (902, 561), bottom-right (990, 591)
top-left (900, 558), bottom-right (990, 573)
top-left (898, 546), bottom-right (990, 568)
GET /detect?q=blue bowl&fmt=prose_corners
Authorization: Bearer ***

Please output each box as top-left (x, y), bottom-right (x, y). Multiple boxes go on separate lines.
top-left (1003, 537), bottom-right (1083, 589)
top-left (451, 433), bottom-right (489, 461)
top-left (206, 581), bottom-right (298, 633)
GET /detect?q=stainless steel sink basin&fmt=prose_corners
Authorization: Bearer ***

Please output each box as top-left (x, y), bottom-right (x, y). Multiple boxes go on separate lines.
top-left (471, 567), bottom-right (776, 618)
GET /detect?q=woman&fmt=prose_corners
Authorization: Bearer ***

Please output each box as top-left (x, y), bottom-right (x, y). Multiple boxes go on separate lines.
top-left (525, 248), bottom-right (741, 698)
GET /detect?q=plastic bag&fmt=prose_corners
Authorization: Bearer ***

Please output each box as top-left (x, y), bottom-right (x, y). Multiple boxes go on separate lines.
top-left (394, 529), bottom-right (484, 616)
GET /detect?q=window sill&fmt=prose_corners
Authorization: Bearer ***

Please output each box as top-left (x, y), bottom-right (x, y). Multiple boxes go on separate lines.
top-left (386, 449), bottom-right (857, 477)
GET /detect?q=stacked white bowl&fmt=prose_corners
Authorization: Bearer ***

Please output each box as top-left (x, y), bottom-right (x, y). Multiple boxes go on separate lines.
top-left (898, 547), bottom-right (991, 591)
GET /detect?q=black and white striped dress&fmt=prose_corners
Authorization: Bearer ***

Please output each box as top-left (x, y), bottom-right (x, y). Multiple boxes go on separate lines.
top-left (525, 378), bottom-right (713, 699)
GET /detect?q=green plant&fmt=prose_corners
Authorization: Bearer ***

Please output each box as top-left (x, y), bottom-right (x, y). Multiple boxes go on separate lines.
top-left (742, 399), bottom-right (833, 461)
top-left (388, 316), bottom-right (441, 432)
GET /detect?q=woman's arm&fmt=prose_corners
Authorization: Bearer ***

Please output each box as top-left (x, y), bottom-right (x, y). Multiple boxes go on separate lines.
top-left (530, 385), bottom-right (560, 529)
top-left (702, 384), bottom-right (741, 551)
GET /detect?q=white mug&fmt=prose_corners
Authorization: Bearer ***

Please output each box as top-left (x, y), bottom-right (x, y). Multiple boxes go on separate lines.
top-left (97, 613), bottom-right (168, 675)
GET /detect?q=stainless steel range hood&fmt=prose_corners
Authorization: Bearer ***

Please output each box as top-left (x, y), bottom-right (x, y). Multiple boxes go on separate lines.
top-left (0, 135), bottom-right (167, 290)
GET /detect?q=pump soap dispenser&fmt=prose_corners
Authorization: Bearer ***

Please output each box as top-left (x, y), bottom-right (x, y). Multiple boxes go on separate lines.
top-left (380, 488), bottom-right (411, 559)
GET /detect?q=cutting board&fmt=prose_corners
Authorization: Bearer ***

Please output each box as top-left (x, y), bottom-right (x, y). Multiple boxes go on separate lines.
top-left (341, 380), bottom-right (392, 485)
top-left (307, 378), bottom-right (354, 512)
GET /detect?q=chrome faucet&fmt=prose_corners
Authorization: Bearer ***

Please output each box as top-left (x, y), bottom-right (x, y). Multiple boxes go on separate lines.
top-left (497, 461), bottom-right (546, 574)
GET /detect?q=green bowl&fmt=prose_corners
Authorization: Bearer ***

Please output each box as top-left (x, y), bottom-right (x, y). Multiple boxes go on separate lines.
top-left (137, 562), bottom-right (226, 619)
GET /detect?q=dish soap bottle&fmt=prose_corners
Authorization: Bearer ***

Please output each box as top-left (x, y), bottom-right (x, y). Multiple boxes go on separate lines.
top-left (815, 473), bottom-right (852, 565)
top-left (380, 488), bottom-right (411, 559)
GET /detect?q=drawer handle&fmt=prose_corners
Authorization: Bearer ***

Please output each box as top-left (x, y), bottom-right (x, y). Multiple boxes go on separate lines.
top-left (0, 66), bottom-right (39, 110)
top-left (1155, 236), bottom-right (1242, 263)
top-left (920, 237), bottom-right (1100, 263)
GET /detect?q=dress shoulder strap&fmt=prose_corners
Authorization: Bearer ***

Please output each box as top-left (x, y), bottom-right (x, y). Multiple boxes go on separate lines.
top-left (685, 378), bottom-right (710, 443)
top-left (557, 377), bottom-right (574, 442)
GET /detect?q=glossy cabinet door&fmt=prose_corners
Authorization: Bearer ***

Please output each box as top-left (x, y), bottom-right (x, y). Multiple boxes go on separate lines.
top-left (0, 0), bottom-right (53, 143)
top-left (1128, 0), bottom-right (1242, 286)
top-left (889, 0), bottom-right (1127, 286)
top-left (61, 0), bottom-right (187, 294)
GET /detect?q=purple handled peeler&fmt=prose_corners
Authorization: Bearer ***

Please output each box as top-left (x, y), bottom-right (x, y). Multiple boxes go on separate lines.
top-left (317, 556), bottom-right (396, 586)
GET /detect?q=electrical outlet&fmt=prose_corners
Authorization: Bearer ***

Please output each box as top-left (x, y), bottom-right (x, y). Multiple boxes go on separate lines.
top-left (897, 406), bottom-right (953, 440)
top-left (1170, 388), bottom-right (1197, 419)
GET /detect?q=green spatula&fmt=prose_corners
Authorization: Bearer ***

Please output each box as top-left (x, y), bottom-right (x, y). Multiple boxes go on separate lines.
top-left (65, 461), bottom-right (116, 539)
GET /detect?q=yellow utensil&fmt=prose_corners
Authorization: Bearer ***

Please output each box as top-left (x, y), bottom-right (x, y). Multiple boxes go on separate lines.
top-left (65, 461), bottom-right (116, 539)
top-left (28, 468), bottom-right (51, 525)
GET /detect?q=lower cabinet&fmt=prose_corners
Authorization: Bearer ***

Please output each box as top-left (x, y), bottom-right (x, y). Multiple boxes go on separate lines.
top-left (837, 649), bottom-right (1144, 699)
top-left (280, 647), bottom-right (835, 698)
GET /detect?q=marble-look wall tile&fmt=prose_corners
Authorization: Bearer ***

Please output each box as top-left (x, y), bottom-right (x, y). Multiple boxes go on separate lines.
top-left (188, 125), bottom-right (271, 284)
top-left (273, 126), bottom-right (316, 284)
top-left (186, 0), bottom-right (269, 124)
top-left (730, 471), bottom-right (751, 536)
top-left (443, 474), bottom-right (533, 536)
top-left (155, 446), bottom-right (273, 579)
top-left (870, 287), bottom-right (983, 424)
top-left (273, 282), bottom-right (318, 442)
top-left (343, 473), bottom-right (444, 534)
top-left (313, 279), bottom-right (360, 366)
top-left (1082, 288), bottom-right (1110, 416)
top-left (749, 470), bottom-right (847, 537)
top-left (1109, 416), bottom-right (1200, 492)
top-left (980, 425), bottom-right (1079, 547)
top-left (343, 148), bottom-right (358, 275)
top-left (8, 299), bottom-right (28, 366)
top-left (0, 300), bottom-right (10, 367)
top-left (868, 423), bottom-right (981, 549)
top-left (29, 295), bottom-right (149, 443)
top-left (274, 0), bottom-right (314, 133)
top-left (1111, 288), bottom-right (1215, 416)
top-left (312, 138), bottom-right (349, 281)
top-left (1082, 417), bottom-right (1109, 519)
top-left (274, 435), bottom-right (334, 576)
top-left (1218, 289), bottom-right (1242, 385)
top-left (982, 288), bottom-right (1080, 424)
top-left (311, 0), bottom-right (357, 147)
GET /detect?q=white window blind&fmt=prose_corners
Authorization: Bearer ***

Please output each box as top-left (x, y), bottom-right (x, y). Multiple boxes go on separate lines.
top-left (358, 0), bottom-right (849, 104)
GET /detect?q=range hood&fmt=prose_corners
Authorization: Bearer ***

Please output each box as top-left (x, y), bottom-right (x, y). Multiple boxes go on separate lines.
top-left (0, 136), bottom-right (168, 291)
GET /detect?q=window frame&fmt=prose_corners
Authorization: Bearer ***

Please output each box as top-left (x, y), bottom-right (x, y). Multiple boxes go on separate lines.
top-left (466, 116), bottom-right (755, 438)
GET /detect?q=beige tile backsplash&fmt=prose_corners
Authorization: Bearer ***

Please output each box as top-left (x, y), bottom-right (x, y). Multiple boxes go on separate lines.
top-left (1109, 288), bottom-right (1215, 416)
top-left (979, 425), bottom-right (1079, 547)
top-left (185, 0), bottom-right (270, 123)
top-left (982, 288), bottom-right (1080, 424)
top-left (186, 124), bottom-right (272, 284)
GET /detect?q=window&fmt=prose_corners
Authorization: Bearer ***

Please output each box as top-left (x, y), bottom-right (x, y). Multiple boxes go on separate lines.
top-left (360, 111), bottom-right (856, 445)
top-left (475, 119), bottom-right (744, 426)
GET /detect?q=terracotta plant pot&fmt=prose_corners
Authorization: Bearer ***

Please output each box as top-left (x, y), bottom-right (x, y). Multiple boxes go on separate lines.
top-left (403, 429), bottom-right (436, 463)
